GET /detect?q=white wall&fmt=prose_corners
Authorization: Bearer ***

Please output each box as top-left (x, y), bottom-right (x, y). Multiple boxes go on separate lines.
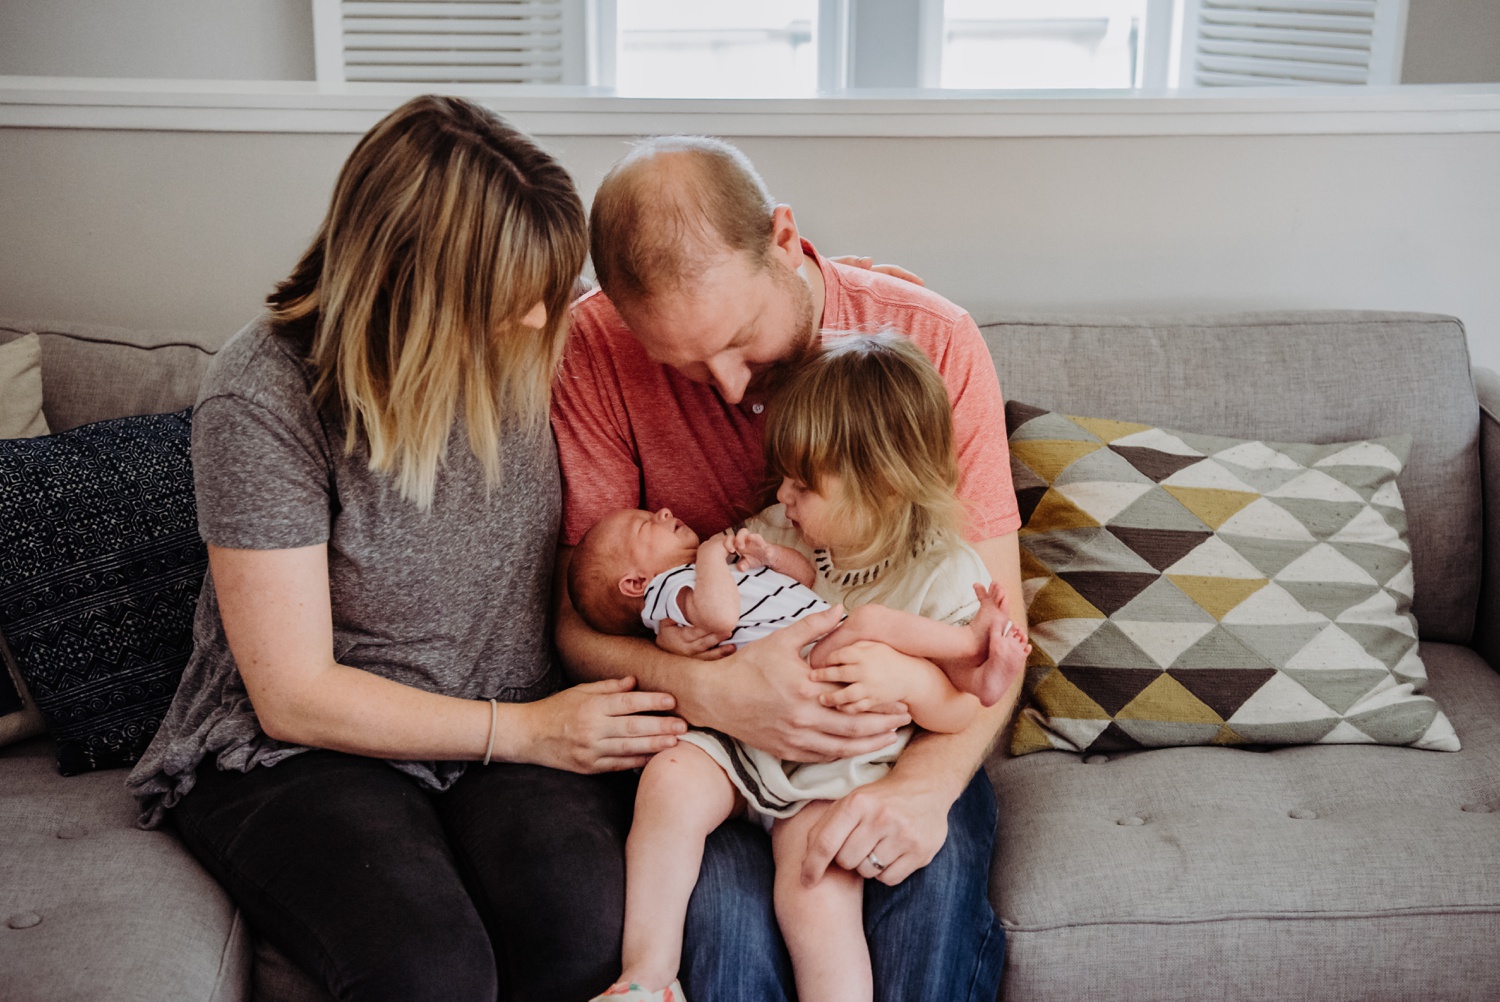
top-left (1, 124), bottom-right (1497, 372)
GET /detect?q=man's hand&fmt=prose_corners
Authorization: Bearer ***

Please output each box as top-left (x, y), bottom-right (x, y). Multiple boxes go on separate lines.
top-left (693, 605), bottom-right (911, 762)
top-left (802, 766), bottom-right (952, 887)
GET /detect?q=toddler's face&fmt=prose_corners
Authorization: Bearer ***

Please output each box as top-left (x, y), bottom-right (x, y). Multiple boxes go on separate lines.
top-left (603, 507), bottom-right (701, 577)
top-left (776, 474), bottom-right (847, 551)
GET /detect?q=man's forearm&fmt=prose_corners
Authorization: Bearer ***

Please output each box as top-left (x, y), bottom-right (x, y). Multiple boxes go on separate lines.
top-left (888, 672), bottom-right (1020, 801)
top-left (555, 597), bottom-right (719, 722)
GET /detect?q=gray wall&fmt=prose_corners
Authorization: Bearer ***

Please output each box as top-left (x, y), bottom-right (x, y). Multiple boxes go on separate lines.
top-left (0, 3), bottom-right (1496, 370)
top-left (1403, 0), bottom-right (1500, 83)
top-left (0, 0), bottom-right (1496, 85)
top-left (0, 0), bottom-right (314, 80)
top-left (1, 126), bottom-right (1497, 372)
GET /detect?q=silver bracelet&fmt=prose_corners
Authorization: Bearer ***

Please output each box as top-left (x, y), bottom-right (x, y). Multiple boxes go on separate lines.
top-left (482, 697), bottom-right (498, 766)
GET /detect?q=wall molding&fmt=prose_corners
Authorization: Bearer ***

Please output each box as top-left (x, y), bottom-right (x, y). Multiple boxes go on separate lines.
top-left (2, 77), bottom-right (1499, 138)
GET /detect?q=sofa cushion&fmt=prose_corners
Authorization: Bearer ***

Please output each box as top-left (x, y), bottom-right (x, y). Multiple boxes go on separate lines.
top-left (1005, 402), bottom-right (1457, 756)
top-left (0, 736), bottom-right (249, 1002)
top-left (0, 318), bottom-right (225, 433)
top-left (980, 311), bottom-right (1480, 645)
top-left (0, 410), bottom-right (206, 774)
top-left (988, 641), bottom-right (1500, 1001)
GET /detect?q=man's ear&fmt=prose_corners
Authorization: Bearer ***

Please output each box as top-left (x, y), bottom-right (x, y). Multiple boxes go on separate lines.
top-left (619, 573), bottom-right (649, 599)
top-left (768, 204), bottom-right (803, 270)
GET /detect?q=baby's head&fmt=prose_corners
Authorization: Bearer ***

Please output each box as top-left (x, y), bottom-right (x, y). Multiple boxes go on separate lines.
top-left (764, 330), bottom-right (963, 570)
top-left (568, 507), bottom-right (701, 635)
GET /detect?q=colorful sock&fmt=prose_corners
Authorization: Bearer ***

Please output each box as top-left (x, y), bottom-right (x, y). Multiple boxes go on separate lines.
top-left (590, 979), bottom-right (685, 1002)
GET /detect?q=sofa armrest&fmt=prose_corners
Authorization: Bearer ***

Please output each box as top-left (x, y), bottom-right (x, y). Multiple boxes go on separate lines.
top-left (1474, 366), bottom-right (1500, 669)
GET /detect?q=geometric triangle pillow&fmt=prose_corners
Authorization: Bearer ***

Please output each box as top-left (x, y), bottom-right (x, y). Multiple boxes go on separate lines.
top-left (1005, 401), bottom-right (1459, 756)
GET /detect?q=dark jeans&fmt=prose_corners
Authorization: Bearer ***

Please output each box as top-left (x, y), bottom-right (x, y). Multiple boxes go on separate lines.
top-left (681, 770), bottom-right (1006, 1001)
top-left (171, 751), bottom-right (636, 1002)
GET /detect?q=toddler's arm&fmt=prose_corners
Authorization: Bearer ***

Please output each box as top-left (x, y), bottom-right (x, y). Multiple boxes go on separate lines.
top-left (730, 528), bottom-right (816, 588)
top-left (811, 638), bottom-right (980, 733)
top-left (810, 583), bottom-right (1030, 712)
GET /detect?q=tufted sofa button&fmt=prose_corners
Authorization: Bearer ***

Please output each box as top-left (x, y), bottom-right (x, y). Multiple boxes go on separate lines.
top-left (1461, 803), bottom-right (1493, 814)
top-left (1289, 809), bottom-right (1318, 820)
top-left (7, 912), bottom-right (42, 930)
top-left (1084, 754), bottom-right (1109, 765)
top-left (56, 824), bottom-right (86, 840)
top-left (1117, 816), bottom-right (1146, 826)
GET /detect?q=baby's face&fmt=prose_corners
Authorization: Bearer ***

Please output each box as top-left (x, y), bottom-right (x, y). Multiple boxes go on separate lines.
top-left (602, 507), bottom-right (701, 578)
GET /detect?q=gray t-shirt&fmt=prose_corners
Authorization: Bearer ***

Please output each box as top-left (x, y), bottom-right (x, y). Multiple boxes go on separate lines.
top-left (127, 317), bottom-right (562, 827)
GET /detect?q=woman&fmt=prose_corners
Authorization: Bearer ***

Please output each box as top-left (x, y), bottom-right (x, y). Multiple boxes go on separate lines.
top-left (126, 95), bottom-right (686, 1001)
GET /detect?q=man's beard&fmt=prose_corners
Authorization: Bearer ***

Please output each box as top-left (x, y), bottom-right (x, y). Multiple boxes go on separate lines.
top-left (745, 267), bottom-right (818, 398)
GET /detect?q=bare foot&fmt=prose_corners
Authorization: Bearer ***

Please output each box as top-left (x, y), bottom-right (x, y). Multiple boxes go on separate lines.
top-left (943, 583), bottom-right (1031, 707)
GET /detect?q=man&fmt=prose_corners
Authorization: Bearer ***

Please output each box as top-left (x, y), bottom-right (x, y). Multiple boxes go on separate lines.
top-left (552, 135), bottom-right (1026, 1000)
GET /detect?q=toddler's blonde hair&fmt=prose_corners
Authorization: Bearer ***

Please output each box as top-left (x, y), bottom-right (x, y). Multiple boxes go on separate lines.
top-left (764, 331), bottom-right (965, 578)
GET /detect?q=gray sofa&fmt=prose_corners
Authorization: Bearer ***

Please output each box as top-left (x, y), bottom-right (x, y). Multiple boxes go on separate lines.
top-left (2, 310), bottom-right (1497, 1001)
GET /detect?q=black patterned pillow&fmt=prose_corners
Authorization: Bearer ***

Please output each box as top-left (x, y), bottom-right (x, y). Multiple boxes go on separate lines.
top-left (0, 409), bottom-right (205, 774)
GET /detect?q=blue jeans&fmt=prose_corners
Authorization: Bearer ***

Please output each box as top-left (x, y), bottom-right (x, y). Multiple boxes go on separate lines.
top-left (680, 770), bottom-right (1005, 1001)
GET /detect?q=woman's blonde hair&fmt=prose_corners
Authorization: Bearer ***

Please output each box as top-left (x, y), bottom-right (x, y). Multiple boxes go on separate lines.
top-left (267, 95), bottom-right (587, 508)
top-left (764, 331), bottom-right (966, 575)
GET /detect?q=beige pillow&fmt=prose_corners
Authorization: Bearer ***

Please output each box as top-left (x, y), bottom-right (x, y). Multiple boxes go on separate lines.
top-left (0, 333), bottom-right (48, 438)
top-left (0, 332), bottom-right (50, 745)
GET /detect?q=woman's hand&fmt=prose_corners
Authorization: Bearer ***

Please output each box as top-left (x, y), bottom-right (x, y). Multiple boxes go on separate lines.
top-left (510, 676), bottom-right (686, 773)
top-left (656, 620), bottom-right (734, 660)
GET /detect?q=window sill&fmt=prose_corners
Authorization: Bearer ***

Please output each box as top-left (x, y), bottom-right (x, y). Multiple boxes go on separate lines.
top-left (2, 77), bottom-right (1498, 137)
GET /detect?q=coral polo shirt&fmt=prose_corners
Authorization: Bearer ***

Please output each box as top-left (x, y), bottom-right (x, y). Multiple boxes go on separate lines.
top-left (552, 241), bottom-right (1021, 548)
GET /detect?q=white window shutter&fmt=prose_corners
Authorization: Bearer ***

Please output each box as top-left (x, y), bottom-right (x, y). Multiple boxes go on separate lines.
top-left (1175, 0), bottom-right (1409, 87)
top-left (313, 0), bottom-right (589, 85)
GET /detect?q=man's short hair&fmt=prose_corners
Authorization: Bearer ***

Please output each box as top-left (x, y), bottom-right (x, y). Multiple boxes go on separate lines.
top-left (589, 136), bottom-right (776, 306)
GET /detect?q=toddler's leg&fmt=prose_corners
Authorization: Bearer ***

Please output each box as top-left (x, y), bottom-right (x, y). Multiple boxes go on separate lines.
top-left (771, 801), bottom-right (872, 1002)
top-left (616, 742), bottom-right (743, 995)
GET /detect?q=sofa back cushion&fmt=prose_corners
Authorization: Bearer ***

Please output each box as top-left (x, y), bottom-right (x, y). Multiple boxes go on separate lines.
top-left (0, 318), bottom-right (227, 433)
top-left (5, 311), bottom-right (1480, 643)
top-left (980, 311), bottom-right (1478, 643)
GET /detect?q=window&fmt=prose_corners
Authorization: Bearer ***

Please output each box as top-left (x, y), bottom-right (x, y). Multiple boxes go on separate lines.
top-left (313, 0), bottom-right (1410, 93)
top-left (940, 0), bottom-right (1148, 90)
top-left (615, 1), bottom-right (818, 98)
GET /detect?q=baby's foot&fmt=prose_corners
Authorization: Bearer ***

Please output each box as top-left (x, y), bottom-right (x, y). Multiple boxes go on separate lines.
top-left (591, 978), bottom-right (685, 1002)
top-left (946, 583), bottom-right (1030, 707)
